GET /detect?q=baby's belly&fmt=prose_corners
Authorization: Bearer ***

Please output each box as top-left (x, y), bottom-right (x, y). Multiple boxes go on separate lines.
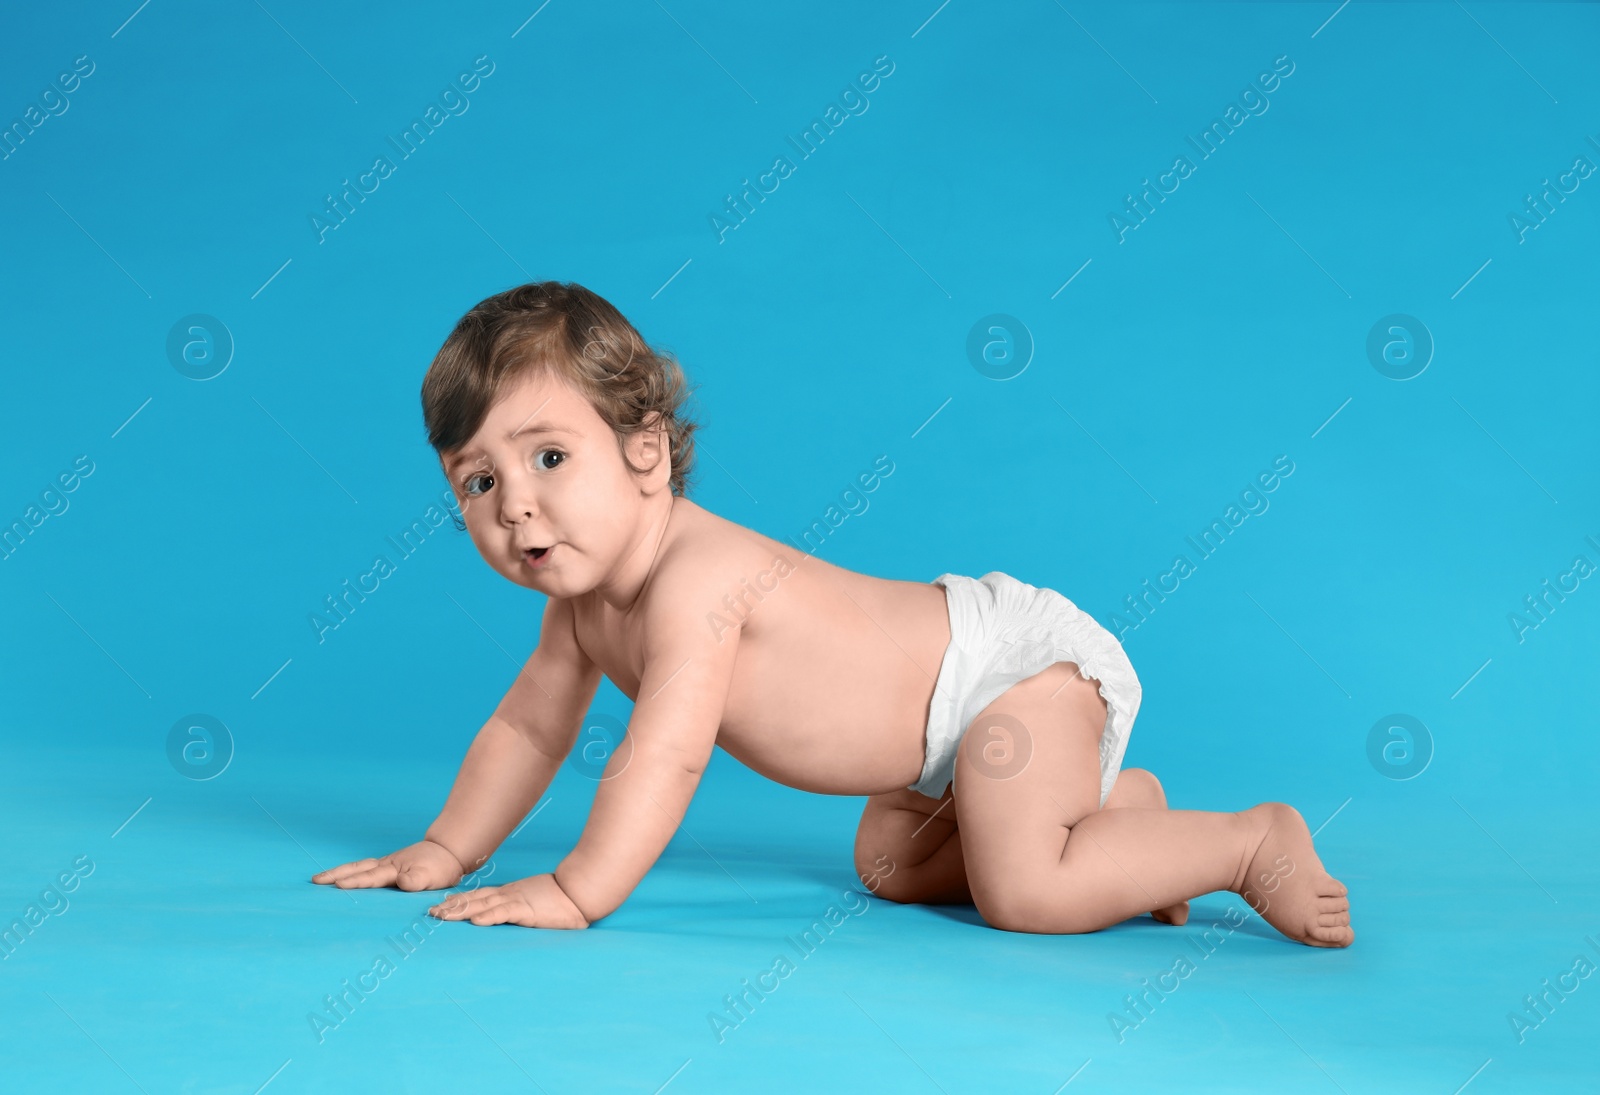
top-left (714, 576), bottom-right (951, 796)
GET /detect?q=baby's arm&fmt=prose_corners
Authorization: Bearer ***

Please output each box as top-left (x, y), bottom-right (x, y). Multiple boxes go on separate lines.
top-left (312, 595), bottom-right (601, 893)
top-left (433, 568), bottom-right (740, 927)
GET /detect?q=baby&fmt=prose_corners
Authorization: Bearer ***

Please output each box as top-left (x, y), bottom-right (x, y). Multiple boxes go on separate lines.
top-left (313, 282), bottom-right (1354, 947)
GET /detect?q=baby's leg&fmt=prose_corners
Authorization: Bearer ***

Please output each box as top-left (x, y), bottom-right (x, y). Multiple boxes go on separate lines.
top-left (854, 767), bottom-right (1184, 917)
top-left (854, 787), bottom-right (969, 904)
top-left (1102, 769), bottom-right (1189, 926)
top-left (956, 662), bottom-right (1353, 946)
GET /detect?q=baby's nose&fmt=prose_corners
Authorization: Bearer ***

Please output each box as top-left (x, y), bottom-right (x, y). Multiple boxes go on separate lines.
top-left (498, 481), bottom-right (539, 524)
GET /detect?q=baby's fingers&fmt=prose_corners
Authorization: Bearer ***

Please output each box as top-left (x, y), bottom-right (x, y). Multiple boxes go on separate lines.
top-left (312, 858), bottom-right (379, 885)
top-left (332, 862), bottom-right (400, 889)
top-left (429, 886), bottom-right (499, 920)
top-left (465, 897), bottom-right (522, 926)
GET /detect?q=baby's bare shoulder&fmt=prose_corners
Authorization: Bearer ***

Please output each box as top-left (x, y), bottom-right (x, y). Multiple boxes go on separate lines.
top-left (640, 501), bottom-right (796, 620)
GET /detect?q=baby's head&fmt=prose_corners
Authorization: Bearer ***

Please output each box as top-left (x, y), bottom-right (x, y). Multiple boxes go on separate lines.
top-left (421, 281), bottom-right (699, 595)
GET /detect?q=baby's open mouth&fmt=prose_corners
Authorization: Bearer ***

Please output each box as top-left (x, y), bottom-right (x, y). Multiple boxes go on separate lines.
top-left (523, 546), bottom-right (551, 563)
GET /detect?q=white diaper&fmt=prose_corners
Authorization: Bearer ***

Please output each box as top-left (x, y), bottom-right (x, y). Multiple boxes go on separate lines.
top-left (909, 571), bottom-right (1142, 808)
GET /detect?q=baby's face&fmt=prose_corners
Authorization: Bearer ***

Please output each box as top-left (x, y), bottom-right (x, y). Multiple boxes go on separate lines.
top-left (441, 370), bottom-right (654, 597)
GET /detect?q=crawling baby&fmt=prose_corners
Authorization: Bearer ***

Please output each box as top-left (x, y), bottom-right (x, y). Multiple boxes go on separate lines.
top-left (313, 281), bottom-right (1353, 947)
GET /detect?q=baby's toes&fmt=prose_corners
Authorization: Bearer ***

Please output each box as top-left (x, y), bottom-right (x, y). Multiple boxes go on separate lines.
top-left (1315, 889), bottom-right (1350, 923)
top-left (1310, 922), bottom-right (1355, 946)
top-left (1310, 905), bottom-right (1353, 945)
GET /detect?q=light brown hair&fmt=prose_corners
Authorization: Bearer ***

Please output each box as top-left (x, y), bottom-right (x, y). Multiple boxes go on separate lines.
top-left (422, 281), bottom-right (700, 500)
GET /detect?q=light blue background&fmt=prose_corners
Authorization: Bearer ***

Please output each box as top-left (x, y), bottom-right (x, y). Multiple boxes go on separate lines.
top-left (2, 0), bottom-right (1597, 1090)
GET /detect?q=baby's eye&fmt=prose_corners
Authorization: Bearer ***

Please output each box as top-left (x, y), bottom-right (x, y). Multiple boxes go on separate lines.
top-left (463, 472), bottom-right (495, 496)
top-left (536, 449), bottom-right (566, 471)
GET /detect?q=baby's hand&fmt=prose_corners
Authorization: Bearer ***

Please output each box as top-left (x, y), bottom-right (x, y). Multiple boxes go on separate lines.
top-left (428, 873), bottom-right (589, 929)
top-left (312, 839), bottom-right (465, 892)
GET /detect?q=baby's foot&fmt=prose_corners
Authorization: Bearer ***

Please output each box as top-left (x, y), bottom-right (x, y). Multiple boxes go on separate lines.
top-left (1231, 803), bottom-right (1353, 948)
top-left (1151, 900), bottom-right (1189, 925)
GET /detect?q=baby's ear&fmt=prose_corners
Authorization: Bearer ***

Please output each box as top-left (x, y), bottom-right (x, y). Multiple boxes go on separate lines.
top-left (629, 414), bottom-right (671, 489)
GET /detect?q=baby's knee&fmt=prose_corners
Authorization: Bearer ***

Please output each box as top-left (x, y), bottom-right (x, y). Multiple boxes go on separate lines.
top-left (972, 877), bottom-right (1098, 934)
top-left (860, 866), bottom-right (921, 905)
top-left (853, 809), bottom-right (895, 883)
top-left (1108, 767), bottom-right (1166, 810)
top-left (851, 839), bottom-right (915, 904)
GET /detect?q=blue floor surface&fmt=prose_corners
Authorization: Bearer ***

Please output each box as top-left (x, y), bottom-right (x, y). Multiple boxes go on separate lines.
top-left (3, 739), bottom-right (1597, 1091)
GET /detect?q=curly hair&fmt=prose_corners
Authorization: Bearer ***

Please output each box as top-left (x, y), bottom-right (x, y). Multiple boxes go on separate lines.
top-left (421, 281), bottom-right (700, 499)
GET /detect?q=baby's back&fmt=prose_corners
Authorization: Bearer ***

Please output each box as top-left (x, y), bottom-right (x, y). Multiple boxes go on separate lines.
top-left (570, 497), bottom-right (949, 796)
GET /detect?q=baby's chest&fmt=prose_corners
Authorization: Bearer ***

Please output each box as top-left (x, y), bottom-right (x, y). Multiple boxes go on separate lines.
top-left (568, 593), bottom-right (771, 716)
top-left (571, 606), bottom-right (645, 698)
